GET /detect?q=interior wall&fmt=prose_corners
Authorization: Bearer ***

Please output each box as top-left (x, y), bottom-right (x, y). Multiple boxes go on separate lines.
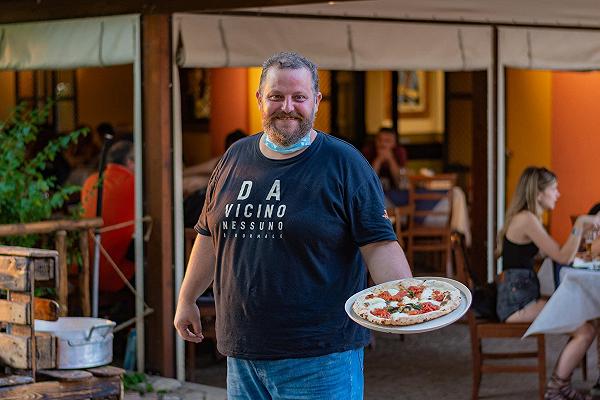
top-left (365, 71), bottom-right (388, 135)
top-left (210, 68), bottom-right (249, 157)
top-left (77, 65), bottom-right (133, 132)
top-left (182, 132), bottom-right (211, 166)
top-left (446, 72), bottom-right (474, 168)
top-left (247, 67), bottom-right (262, 134)
top-left (0, 71), bottom-right (16, 121)
top-left (505, 69), bottom-right (552, 205)
top-left (551, 71), bottom-right (600, 242)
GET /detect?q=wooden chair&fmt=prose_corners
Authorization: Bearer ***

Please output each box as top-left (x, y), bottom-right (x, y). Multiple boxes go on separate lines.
top-left (451, 233), bottom-right (547, 400)
top-left (403, 174), bottom-right (456, 277)
top-left (183, 228), bottom-right (219, 381)
top-left (391, 205), bottom-right (413, 248)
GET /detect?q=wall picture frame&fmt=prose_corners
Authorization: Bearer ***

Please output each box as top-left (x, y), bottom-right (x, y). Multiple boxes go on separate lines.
top-left (180, 68), bottom-right (211, 132)
top-left (397, 70), bottom-right (427, 115)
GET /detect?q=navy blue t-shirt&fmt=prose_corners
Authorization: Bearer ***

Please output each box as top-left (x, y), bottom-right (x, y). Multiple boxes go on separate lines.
top-left (195, 131), bottom-right (396, 359)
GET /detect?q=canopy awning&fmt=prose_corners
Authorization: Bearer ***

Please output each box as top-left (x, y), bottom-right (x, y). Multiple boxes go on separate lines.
top-left (0, 14), bottom-right (137, 70)
top-left (175, 13), bottom-right (492, 71)
top-left (500, 27), bottom-right (600, 70)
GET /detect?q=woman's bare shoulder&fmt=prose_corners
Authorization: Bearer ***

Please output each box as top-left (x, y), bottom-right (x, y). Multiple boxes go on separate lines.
top-left (512, 210), bottom-right (539, 224)
top-left (506, 211), bottom-right (541, 241)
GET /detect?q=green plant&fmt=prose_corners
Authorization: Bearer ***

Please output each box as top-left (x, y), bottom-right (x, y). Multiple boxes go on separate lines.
top-left (122, 372), bottom-right (155, 394)
top-left (0, 101), bottom-right (88, 247)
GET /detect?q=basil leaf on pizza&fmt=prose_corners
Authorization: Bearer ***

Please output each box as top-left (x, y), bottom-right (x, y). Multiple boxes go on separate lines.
top-left (352, 278), bottom-right (462, 326)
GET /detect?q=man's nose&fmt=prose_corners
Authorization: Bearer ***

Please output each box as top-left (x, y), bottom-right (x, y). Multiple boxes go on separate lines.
top-left (281, 97), bottom-right (294, 113)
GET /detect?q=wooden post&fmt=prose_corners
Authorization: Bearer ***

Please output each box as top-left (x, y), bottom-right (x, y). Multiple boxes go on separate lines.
top-left (79, 229), bottom-right (91, 317)
top-left (142, 13), bottom-right (174, 377)
top-left (54, 230), bottom-right (68, 316)
top-left (471, 69), bottom-right (492, 281)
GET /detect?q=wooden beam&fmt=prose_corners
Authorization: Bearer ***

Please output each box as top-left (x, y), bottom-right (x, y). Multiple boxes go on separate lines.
top-left (471, 70), bottom-right (490, 283)
top-left (0, 0), bottom-right (347, 24)
top-left (0, 218), bottom-right (102, 237)
top-left (142, 13), bottom-right (174, 377)
top-left (0, 375), bottom-right (121, 399)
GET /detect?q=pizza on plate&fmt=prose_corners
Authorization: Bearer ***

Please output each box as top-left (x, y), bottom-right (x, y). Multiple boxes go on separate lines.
top-left (352, 278), bottom-right (462, 326)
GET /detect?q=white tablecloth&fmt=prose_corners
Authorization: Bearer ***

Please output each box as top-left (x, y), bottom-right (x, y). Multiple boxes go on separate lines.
top-left (525, 267), bottom-right (600, 337)
top-left (423, 187), bottom-right (472, 246)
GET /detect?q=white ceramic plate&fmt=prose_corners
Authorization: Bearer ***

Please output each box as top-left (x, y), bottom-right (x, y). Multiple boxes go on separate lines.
top-left (345, 276), bottom-right (472, 334)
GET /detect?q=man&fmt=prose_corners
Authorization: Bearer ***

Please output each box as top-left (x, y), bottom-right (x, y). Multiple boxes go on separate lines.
top-left (81, 140), bottom-right (135, 293)
top-left (363, 127), bottom-right (408, 193)
top-left (174, 52), bottom-right (411, 399)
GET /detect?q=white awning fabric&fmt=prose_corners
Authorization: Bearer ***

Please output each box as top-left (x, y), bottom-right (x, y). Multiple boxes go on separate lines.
top-left (0, 14), bottom-right (137, 70)
top-left (174, 13), bottom-right (491, 71)
top-left (500, 27), bottom-right (600, 70)
top-left (350, 22), bottom-right (491, 71)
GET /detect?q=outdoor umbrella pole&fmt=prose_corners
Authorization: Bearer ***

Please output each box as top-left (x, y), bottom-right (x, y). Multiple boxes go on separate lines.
top-left (92, 131), bottom-right (114, 317)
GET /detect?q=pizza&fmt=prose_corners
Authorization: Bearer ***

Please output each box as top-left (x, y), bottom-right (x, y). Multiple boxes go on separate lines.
top-left (352, 278), bottom-right (462, 326)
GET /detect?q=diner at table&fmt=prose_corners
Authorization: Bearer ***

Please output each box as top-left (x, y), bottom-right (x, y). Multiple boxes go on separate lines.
top-left (496, 166), bottom-right (600, 400)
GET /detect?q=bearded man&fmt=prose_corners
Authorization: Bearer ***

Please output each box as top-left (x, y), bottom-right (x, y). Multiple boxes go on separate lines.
top-left (174, 52), bottom-right (411, 400)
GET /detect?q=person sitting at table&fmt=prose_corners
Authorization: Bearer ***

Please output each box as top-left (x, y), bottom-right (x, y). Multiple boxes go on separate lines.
top-left (584, 202), bottom-right (600, 398)
top-left (362, 127), bottom-right (408, 196)
top-left (496, 166), bottom-right (600, 400)
top-left (182, 129), bottom-right (247, 227)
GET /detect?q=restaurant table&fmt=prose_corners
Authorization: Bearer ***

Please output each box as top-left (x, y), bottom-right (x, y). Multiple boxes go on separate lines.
top-left (525, 265), bottom-right (600, 337)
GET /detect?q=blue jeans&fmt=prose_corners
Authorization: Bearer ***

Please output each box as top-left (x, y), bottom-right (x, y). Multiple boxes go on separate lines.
top-left (227, 348), bottom-right (364, 400)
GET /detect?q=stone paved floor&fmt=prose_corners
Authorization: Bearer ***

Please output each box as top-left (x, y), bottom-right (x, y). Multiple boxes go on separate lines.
top-left (186, 323), bottom-right (599, 399)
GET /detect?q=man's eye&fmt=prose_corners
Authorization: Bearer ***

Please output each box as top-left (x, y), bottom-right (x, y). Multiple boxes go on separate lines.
top-left (294, 96), bottom-right (307, 101)
top-left (268, 95), bottom-right (283, 101)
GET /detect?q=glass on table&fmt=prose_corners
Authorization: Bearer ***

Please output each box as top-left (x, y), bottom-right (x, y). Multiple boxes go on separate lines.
top-left (584, 227), bottom-right (599, 257)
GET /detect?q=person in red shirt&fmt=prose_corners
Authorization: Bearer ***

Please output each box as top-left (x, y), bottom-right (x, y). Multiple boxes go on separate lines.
top-left (81, 140), bottom-right (135, 293)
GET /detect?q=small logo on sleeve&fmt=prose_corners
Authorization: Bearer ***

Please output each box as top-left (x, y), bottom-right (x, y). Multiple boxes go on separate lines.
top-left (382, 210), bottom-right (390, 220)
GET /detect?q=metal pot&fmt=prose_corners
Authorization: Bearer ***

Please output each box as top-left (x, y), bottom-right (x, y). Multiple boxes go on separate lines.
top-left (35, 317), bottom-right (116, 369)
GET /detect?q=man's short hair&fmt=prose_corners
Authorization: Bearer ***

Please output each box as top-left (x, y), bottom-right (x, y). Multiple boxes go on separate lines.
top-left (107, 140), bottom-right (134, 166)
top-left (258, 52), bottom-right (319, 96)
top-left (378, 127), bottom-right (396, 136)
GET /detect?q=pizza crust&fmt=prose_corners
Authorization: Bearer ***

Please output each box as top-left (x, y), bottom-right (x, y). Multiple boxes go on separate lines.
top-left (352, 278), bottom-right (462, 326)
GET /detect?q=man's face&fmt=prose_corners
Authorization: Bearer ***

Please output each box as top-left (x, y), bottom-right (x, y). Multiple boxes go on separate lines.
top-left (376, 132), bottom-right (396, 152)
top-left (257, 67), bottom-right (322, 147)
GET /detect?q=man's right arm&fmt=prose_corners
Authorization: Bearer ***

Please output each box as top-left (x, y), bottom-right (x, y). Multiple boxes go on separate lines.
top-left (174, 233), bottom-right (216, 343)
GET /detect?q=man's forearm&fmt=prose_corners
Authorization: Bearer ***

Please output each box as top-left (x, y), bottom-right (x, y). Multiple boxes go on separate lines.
top-left (360, 240), bottom-right (412, 284)
top-left (178, 234), bottom-right (216, 303)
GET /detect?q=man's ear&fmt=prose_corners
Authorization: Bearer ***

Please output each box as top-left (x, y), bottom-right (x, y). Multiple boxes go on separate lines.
top-left (314, 91), bottom-right (323, 112)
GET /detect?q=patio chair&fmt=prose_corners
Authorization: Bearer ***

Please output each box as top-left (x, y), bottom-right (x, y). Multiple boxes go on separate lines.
top-left (451, 233), bottom-right (546, 400)
top-left (403, 174), bottom-right (456, 277)
top-left (391, 205), bottom-right (413, 248)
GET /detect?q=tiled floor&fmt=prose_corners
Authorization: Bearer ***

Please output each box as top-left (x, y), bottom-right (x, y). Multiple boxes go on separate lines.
top-left (188, 323), bottom-right (599, 399)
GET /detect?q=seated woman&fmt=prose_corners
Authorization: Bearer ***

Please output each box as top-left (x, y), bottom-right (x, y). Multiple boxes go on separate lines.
top-left (496, 166), bottom-right (600, 400)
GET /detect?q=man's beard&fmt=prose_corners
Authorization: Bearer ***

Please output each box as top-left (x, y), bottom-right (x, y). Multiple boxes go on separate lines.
top-left (263, 110), bottom-right (314, 147)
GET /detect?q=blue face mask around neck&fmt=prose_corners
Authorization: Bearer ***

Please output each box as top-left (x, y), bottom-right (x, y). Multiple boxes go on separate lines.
top-left (263, 130), bottom-right (313, 154)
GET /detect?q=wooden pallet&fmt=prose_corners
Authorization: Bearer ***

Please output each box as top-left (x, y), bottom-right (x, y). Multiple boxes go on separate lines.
top-left (0, 365), bottom-right (124, 399)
